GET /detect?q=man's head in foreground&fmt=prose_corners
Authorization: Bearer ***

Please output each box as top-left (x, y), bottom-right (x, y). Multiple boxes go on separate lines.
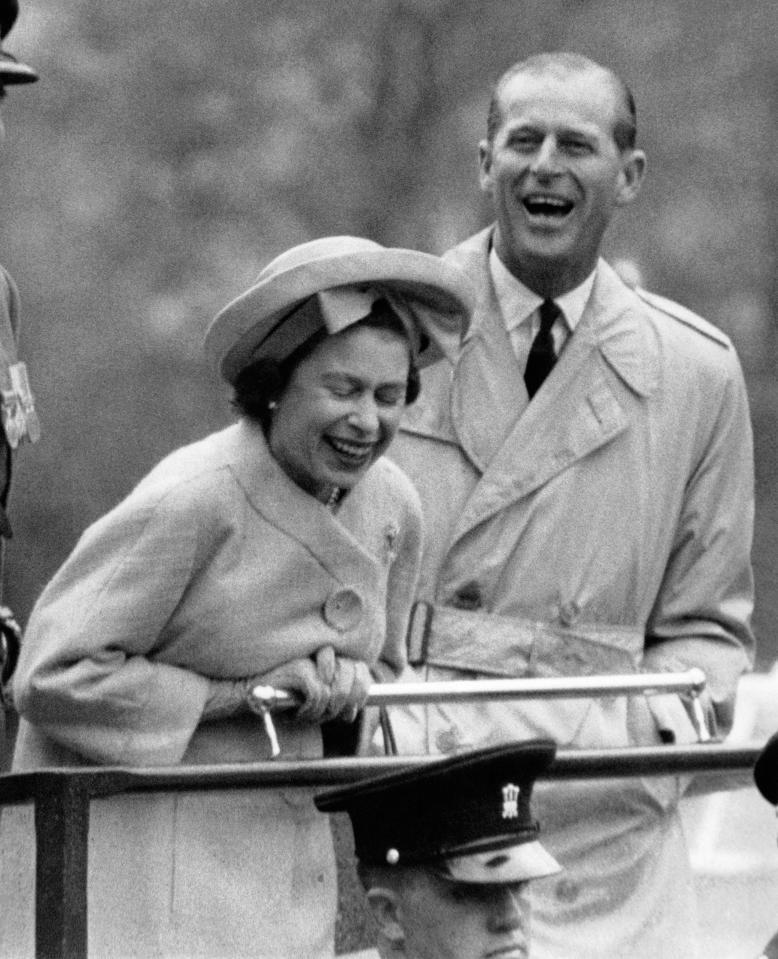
top-left (315, 740), bottom-right (559, 958)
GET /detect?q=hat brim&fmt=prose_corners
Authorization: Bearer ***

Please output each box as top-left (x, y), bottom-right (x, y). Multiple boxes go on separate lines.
top-left (436, 840), bottom-right (561, 884)
top-left (205, 248), bottom-right (474, 384)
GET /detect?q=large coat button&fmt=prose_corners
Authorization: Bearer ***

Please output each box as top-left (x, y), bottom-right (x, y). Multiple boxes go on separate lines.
top-left (322, 588), bottom-right (363, 631)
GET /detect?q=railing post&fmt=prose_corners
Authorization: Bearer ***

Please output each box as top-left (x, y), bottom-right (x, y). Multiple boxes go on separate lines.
top-left (34, 774), bottom-right (89, 959)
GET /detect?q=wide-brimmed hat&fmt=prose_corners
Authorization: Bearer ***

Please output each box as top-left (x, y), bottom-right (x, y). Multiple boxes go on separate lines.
top-left (204, 235), bottom-right (474, 384)
top-left (315, 740), bottom-right (561, 884)
top-left (0, 0), bottom-right (37, 85)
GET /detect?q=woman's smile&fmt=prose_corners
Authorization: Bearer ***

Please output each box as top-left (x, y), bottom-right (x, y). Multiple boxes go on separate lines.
top-left (325, 434), bottom-right (376, 468)
top-left (269, 324), bottom-right (410, 502)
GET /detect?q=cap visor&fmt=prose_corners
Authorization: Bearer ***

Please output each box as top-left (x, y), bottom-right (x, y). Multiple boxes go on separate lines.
top-left (440, 840), bottom-right (561, 884)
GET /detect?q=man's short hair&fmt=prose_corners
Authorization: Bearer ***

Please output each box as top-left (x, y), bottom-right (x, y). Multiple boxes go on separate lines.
top-left (485, 52), bottom-right (637, 152)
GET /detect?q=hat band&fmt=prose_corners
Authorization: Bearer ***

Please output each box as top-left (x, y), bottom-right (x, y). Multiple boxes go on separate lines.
top-left (250, 295), bottom-right (324, 366)
top-left (250, 285), bottom-right (419, 368)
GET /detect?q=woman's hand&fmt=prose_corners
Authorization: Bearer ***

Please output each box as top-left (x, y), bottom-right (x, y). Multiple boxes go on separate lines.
top-left (258, 656), bottom-right (332, 722)
top-left (322, 654), bottom-right (371, 723)
top-left (264, 647), bottom-right (371, 723)
top-left (205, 649), bottom-right (373, 726)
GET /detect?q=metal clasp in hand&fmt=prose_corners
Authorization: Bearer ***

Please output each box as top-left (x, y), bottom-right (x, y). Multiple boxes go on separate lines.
top-left (247, 685), bottom-right (285, 758)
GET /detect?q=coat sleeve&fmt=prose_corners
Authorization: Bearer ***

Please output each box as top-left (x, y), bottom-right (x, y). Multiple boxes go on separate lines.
top-left (13, 479), bottom-right (213, 766)
top-left (370, 472), bottom-right (423, 685)
top-left (643, 347), bottom-right (755, 731)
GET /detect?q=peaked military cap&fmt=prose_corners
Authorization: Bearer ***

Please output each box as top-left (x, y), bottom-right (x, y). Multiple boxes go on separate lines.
top-left (0, 0), bottom-right (37, 86)
top-left (315, 740), bottom-right (561, 883)
top-left (754, 731), bottom-right (778, 805)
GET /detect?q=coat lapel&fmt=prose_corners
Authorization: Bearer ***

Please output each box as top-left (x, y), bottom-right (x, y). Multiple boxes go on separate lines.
top-left (225, 419), bottom-right (383, 590)
top-left (450, 256), bottom-right (661, 539)
top-left (447, 229), bottom-right (529, 470)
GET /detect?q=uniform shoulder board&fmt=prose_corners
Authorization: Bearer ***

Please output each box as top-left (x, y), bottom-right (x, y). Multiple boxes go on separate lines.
top-left (634, 287), bottom-right (731, 349)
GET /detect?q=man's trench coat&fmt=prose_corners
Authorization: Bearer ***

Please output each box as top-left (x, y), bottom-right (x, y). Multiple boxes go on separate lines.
top-left (387, 228), bottom-right (755, 959)
top-left (0, 418), bottom-right (422, 959)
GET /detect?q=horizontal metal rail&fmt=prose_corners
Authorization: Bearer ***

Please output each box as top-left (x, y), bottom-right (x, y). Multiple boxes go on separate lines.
top-left (0, 739), bottom-right (764, 959)
top-left (250, 668), bottom-right (708, 711)
top-left (0, 743), bottom-right (762, 805)
top-left (249, 669), bottom-right (712, 754)
top-left (0, 742), bottom-right (761, 806)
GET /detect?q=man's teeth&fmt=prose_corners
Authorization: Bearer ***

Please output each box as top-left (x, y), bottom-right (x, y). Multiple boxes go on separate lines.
top-left (524, 195), bottom-right (572, 214)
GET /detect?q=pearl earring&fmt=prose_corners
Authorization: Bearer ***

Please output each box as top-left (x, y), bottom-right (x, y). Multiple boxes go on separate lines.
top-left (268, 400), bottom-right (278, 410)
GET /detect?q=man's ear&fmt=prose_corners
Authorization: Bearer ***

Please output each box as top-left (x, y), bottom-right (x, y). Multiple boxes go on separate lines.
top-left (366, 886), bottom-right (406, 952)
top-left (616, 149), bottom-right (647, 206)
top-left (478, 139), bottom-right (494, 197)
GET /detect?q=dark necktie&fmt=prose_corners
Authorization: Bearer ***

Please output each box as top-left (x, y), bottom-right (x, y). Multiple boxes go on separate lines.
top-left (524, 299), bottom-right (561, 398)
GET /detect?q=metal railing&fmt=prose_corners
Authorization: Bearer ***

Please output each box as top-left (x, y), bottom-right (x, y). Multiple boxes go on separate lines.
top-left (0, 670), bottom-right (764, 959)
top-left (248, 668), bottom-right (712, 754)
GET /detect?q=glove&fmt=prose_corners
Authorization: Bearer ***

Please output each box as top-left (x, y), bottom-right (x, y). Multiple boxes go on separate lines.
top-left (322, 655), bottom-right (371, 723)
top-left (202, 657), bottom-right (330, 723)
top-left (202, 649), bottom-right (372, 725)
top-left (202, 676), bottom-right (254, 721)
top-left (254, 655), bottom-right (332, 722)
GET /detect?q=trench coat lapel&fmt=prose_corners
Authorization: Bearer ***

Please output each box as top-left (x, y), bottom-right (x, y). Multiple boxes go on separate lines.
top-left (451, 258), bottom-right (661, 539)
top-left (449, 237), bottom-right (528, 471)
top-left (227, 419), bottom-right (383, 591)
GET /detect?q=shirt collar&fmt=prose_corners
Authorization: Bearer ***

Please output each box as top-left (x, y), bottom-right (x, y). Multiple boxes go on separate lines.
top-left (489, 247), bottom-right (596, 333)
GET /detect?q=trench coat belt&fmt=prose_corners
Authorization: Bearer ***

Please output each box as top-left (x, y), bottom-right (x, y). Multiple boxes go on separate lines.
top-left (406, 601), bottom-right (642, 678)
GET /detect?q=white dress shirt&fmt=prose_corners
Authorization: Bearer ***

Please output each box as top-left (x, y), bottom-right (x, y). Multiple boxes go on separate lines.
top-left (488, 247), bottom-right (596, 369)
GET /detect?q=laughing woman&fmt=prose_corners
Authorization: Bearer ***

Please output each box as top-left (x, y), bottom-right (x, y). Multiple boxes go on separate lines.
top-left (0, 237), bottom-right (473, 959)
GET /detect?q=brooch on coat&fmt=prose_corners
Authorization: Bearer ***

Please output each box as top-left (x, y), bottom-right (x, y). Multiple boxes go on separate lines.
top-left (383, 521), bottom-right (399, 562)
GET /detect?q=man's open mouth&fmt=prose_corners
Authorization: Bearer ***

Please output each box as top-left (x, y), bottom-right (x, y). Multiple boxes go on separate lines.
top-left (522, 194), bottom-right (574, 218)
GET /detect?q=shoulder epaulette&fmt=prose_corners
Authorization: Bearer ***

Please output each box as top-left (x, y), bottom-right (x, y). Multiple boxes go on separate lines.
top-left (634, 287), bottom-right (731, 349)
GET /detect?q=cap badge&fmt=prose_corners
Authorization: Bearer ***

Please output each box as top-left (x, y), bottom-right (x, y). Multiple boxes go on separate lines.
top-left (501, 782), bottom-right (521, 819)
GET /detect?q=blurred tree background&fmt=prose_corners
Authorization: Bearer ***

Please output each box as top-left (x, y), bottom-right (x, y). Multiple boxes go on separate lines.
top-left (1, 0), bottom-right (777, 670)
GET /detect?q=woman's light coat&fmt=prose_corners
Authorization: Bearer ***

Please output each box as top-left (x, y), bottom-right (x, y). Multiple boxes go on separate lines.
top-left (1, 418), bottom-right (422, 959)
